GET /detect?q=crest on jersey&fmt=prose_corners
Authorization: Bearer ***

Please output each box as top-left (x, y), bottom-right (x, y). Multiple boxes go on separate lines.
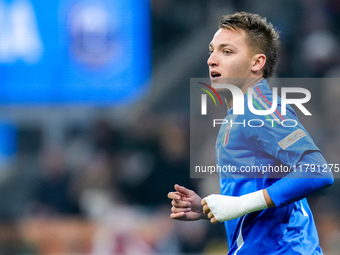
top-left (222, 123), bottom-right (232, 147)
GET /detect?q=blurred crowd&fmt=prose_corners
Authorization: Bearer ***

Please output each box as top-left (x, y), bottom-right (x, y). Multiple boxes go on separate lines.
top-left (0, 0), bottom-right (340, 254)
top-left (0, 113), bottom-right (227, 254)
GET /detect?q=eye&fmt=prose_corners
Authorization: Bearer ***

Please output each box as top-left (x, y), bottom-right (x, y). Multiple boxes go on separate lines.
top-left (223, 49), bottom-right (232, 55)
top-left (208, 50), bottom-right (214, 55)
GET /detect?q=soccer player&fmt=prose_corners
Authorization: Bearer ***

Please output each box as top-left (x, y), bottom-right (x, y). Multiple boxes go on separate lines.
top-left (168, 12), bottom-right (334, 254)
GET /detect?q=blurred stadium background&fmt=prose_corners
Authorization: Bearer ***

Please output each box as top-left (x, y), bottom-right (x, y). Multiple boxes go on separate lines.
top-left (0, 0), bottom-right (339, 254)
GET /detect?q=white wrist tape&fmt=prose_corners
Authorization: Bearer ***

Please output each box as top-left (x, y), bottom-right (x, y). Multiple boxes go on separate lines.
top-left (204, 190), bottom-right (268, 222)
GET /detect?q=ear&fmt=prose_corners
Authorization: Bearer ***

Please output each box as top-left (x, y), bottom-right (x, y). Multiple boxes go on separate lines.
top-left (251, 54), bottom-right (266, 73)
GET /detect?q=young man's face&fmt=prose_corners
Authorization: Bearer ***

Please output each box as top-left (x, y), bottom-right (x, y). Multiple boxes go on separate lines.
top-left (208, 28), bottom-right (257, 84)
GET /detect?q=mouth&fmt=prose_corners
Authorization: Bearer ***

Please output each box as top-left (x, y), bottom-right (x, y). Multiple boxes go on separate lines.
top-left (210, 71), bottom-right (221, 79)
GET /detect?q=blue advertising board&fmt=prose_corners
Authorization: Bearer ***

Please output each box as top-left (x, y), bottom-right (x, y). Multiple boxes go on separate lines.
top-left (0, 0), bottom-right (151, 105)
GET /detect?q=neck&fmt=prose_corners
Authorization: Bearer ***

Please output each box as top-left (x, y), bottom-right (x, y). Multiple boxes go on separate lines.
top-left (226, 77), bottom-right (264, 111)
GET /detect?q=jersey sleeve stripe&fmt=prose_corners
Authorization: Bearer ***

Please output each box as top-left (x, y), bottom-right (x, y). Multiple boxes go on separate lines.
top-left (252, 98), bottom-right (279, 126)
top-left (255, 86), bottom-right (285, 121)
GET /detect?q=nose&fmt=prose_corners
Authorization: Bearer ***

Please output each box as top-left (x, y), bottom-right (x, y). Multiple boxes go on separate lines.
top-left (207, 51), bottom-right (218, 67)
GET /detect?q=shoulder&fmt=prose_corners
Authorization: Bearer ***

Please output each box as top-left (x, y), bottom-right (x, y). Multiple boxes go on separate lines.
top-left (244, 81), bottom-right (297, 120)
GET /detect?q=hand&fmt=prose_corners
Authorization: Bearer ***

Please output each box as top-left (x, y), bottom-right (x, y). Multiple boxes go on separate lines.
top-left (167, 184), bottom-right (205, 221)
top-left (201, 191), bottom-right (268, 223)
top-left (201, 198), bottom-right (218, 223)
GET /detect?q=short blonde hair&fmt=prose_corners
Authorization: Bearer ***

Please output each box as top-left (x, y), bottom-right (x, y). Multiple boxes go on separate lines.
top-left (220, 12), bottom-right (280, 78)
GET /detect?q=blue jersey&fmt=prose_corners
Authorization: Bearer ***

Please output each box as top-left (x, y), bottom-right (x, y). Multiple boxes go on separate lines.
top-left (216, 80), bottom-right (323, 254)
